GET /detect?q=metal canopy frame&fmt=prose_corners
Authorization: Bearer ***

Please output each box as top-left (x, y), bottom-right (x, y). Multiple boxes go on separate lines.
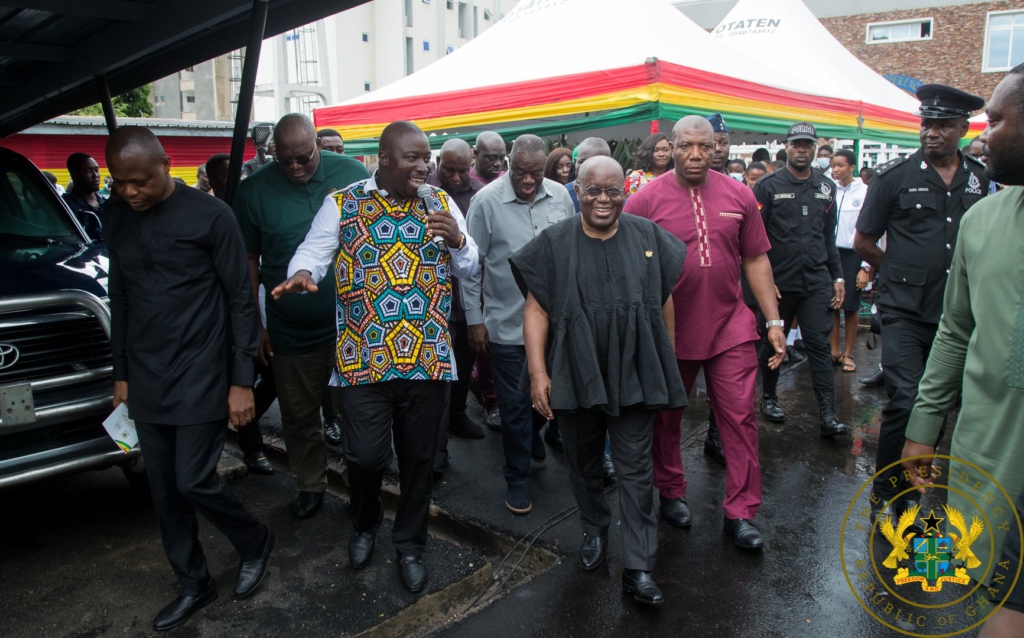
top-left (0, 0), bottom-right (367, 138)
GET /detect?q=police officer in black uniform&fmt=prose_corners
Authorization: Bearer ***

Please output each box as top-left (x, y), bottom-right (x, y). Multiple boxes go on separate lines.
top-left (853, 84), bottom-right (988, 520)
top-left (754, 122), bottom-right (849, 437)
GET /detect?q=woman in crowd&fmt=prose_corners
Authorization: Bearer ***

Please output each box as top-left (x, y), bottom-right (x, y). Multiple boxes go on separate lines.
top-left (544, 147), bottom-right (573, 184)
top-left (624, 133), bottom-right (673, 197)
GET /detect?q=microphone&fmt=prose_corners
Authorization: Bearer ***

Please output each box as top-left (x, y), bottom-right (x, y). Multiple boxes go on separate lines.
top-left (417, 184), bottom-right (448, 246)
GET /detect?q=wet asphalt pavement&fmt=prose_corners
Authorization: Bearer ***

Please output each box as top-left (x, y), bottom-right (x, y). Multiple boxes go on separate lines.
top-left (0, 335), bottom-right (978, 637)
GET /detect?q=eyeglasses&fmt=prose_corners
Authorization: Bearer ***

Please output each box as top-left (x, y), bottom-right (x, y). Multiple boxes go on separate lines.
top-left (583, 186), bottom-right (623, 198)
top-left (277, 146), bottom-right (318, 168)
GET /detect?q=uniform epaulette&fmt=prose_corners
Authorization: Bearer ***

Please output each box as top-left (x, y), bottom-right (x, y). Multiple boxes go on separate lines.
top-left (965, 153), bottom-right (985, 168)
top-left (874, 156), bottom-right (906, 177)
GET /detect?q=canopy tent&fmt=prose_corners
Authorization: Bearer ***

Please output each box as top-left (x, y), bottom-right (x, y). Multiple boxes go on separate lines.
top-left (315, 0), bottom-right (946, 153)
top-left (711, 0), bottom-right (987, 140)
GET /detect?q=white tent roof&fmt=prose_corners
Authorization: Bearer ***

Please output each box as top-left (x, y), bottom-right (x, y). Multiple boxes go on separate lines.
top-left (711, 0), bottom-right (921, 114)
top-left (339, 0), bottom-right (815, 107)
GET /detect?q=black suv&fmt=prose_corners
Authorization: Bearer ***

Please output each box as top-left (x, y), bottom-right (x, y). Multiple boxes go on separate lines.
top-left (0, 147), bottom-right (145, 489)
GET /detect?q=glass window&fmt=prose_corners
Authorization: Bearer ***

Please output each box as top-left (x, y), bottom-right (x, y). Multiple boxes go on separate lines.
top-left (866, 19), bottom-right (933, 44)
top-left (364, 82), bottom-right (371, 92)
top-left (0, 161), bottom-right (82, 246)
top-left (423, 40), bottom-right (430, 52)
top-left (361, 33), bottom-right (369, 42)
top-left (985, 11), bottom-right (1024, 72)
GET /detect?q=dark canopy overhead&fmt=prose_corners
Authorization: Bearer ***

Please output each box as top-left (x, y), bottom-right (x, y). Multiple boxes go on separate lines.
top-left (0, 0), bottom-right (368, 137)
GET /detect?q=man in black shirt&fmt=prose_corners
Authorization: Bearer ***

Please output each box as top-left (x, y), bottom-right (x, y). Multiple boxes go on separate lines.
top-left (61, 152), bottom-right (105, 240)
top-left (853, 84), bottom-right (988, 520)
top-left (104, 127), bottom-right (273, 631)
top-left (753, 122), bottom-right (848, 437)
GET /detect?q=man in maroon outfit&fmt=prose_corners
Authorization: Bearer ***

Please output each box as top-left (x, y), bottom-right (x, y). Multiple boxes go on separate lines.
top-left (624, 115), bottom-right (787, 550)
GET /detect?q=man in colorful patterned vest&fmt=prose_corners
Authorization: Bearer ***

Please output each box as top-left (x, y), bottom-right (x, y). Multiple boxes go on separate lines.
top-left (272, 121), bottom-right (479, 594)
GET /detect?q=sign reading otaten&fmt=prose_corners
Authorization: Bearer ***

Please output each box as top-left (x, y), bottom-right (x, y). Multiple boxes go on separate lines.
top-left (713, 18), bottom-right (782, 37)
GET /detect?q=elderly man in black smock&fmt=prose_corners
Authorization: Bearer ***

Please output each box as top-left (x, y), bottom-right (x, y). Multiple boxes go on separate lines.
top-left (103, 127), bottom-right (272, 632)
top-left (513, 156), bottom-right (688, 606)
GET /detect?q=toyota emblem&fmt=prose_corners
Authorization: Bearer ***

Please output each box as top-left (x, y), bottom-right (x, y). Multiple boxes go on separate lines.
top-left (0, 344), bottom-right (19, 370)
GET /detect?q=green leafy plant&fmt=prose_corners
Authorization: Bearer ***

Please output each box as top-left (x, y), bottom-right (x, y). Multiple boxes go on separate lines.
top-left (68, 85), bottom-right (154, 118)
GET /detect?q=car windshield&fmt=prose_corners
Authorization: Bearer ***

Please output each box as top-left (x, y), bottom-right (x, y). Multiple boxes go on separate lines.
top-left (0, 158), bottom-right (82, 246)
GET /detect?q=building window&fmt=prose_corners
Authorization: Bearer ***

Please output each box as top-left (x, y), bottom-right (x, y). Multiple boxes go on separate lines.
top-left (866, 18), bottom-right (933, 44)
top-left (423, 40), bottom-right (430, 52)
top-left (484, 9), bottom-right (492, 20)
top-left (405, 0), bottom-right (413, 27)
top-left (446, 0), bottom-right (453, 8)
top-left (984, 10), bottom-right (1024, 72)
top-left (364, 82), bottom-right (371, 92)
top-left (458, 2), bottom-right (467, 38)
top-left (362, 32), bottom-right (369, 42)
top-left (446, 45), bottom-right (454, 54)
top-left (405, 37), bottom-right (414, 76)
top-left (185, 96), bottom-right (195, 103)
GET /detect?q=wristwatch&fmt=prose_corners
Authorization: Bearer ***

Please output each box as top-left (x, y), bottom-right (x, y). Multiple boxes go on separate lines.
top-left (765, 319), bottom-right (786, 329)
top-left (834, 278), bottom-right (846, 284)
top-left (457, 232), bottom-right (467, 251)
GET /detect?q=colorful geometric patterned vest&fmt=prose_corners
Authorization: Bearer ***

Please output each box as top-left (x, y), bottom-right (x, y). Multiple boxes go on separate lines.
top-left (332, 181), bottom-right (454, 386)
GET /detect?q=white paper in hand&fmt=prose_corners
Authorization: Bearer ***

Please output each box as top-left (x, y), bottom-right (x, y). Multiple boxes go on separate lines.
top-left (103, 403), bottom-right (139, 453)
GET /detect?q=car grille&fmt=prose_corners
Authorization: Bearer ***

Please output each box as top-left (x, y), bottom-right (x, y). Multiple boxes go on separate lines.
top-left (0, 311), bottom-right (112, 384)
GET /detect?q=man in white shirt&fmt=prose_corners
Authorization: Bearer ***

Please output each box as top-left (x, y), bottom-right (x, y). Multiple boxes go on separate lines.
top-left (829, 149), bottom-right (868, 372)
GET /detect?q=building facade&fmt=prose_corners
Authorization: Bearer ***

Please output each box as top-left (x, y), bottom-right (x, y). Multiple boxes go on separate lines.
top-left (675, 0), bottom-right (1024, 103)
top-left (150, 0), bottom-right (506, 123)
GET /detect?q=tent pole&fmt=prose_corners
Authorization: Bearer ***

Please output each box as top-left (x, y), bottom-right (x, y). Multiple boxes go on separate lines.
top-left (225, 0), bottom-right (270, 206)
top-left (853, 138), bottom-right (861, 176)
top-left (95, 75), bottom-right (117, 134)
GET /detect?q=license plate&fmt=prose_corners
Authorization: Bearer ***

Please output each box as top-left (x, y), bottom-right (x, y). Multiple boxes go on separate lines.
top-left (1, 383), bottom-right (35, 426)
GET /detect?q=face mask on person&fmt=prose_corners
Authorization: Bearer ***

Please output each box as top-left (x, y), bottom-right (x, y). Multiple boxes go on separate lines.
top-left (816, 157), bottom-right (831, 170)
top-left (729, 171), bottom-right (745, 181)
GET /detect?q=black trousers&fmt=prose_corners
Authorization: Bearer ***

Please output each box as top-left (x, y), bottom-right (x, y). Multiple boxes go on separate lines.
top-left (438, 319), bottom-right (477, 453)
top-left (559, 408), bottom-right (658, 572)
top-left (759, 284), bottom-right (835, 398)
top-left (871, 315), bottom-right (941, 500)
top-left (137, 420), bottom-right (266, 596)
top-left (335, 379), bottom-right (446, 555)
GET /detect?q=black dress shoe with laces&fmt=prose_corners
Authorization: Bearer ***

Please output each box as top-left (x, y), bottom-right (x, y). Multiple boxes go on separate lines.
top-left (578, 534), bottom-right (606, 571)
top-left (397, 553), bottom-right (428, 593)
top-left (622, 569), bottom-right (663, 605)
top-left (602, 454), bottom-right (616, 484)
top-left (245, 452), bottom-right (274, 476)
top-left (349, 509), bottom-right (383, 569)
top-left (860, 367), bottom-right (885, 388)
top-left (724, 517), bottom-right (764, 550)
top-left (292, 490), bottom-right (324, 519)
top-left (760, 396), bottom-right (786, 423)
top-left (787, 345), bottom-right (806, 363)
top-left (235, 526), bottom-right (274, 597)
top-left (660, 496), bottom-right (692, 528)
top-left (153, 576), bottom-right (217, 631)
top-left (323, 417), bottom-right (343, 445)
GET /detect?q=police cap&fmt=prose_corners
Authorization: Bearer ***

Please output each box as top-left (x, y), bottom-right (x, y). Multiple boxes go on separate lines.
top-left (706, 113), bottom-right (730, 133)
top-left (915, 84), bottom-right (985, 119)
top-left (786, 121), bottom-right (818, 143)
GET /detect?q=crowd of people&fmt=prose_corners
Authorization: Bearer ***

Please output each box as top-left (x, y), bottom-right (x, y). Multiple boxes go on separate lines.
top-left (59, 65), bottom-right (1024, 633)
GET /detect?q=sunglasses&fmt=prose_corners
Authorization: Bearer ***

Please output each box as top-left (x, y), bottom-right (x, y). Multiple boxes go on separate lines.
top-left (278, 146), bottom-right (318, 168)
top-left (583, 186), bottom-right (623, 198)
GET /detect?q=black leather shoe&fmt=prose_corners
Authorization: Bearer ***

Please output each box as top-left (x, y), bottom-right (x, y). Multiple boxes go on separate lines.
top-left (235, 526), bottom-right (274, 598)
top-left (860, 367), bottom-right (885, 387)
top-left (433, 450), bottom-right (449, 477)
top-left (486, 408), bottom-right (501, 431)
top-left (622, 569), bottom-right (663, 605)
top-left (760, 396), bottom-right (786, 423)
top-left (703, 421), bottom-right (726, 465)
top-left (397, 553), bottom-right (428, 593)
top-left (245, 452), bottom-right (274, 476)
top-left (816, 389), bottom-right (849, 437)
top-left (660, 496), bottom-right (692, 528)
top-left (544, 423), bottom-right (563, 452)
top-left (602, 454), bottom-right (616, 484)
top-left (323, 417), bottom-right (343, 445)
top-left (531, 428), bottom-right (546, 463)
top-left (292, 491), bottom-right (324, 519)
top-left (578, 534), bottom-right (606, 571)
top-left (787, 345), bottom-right (806, 363)
top-left (724, 517), bottom-right (764, 550)
top-left (153, 577), bottom-right (217, 631)
top-left (449, 414), bottom-right (485, 439)
top-left (349, 509), bottom-right (383, 569)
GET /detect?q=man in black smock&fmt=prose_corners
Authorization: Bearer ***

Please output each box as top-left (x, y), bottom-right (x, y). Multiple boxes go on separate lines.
top-left (753, 122), bottom-right (849, 437)
top-left (514, 157), bottom-right (687, 606)
top-left (852, 84), bottom-right (988, 519)
top-left (104, 127), bottom-right (272, 631)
